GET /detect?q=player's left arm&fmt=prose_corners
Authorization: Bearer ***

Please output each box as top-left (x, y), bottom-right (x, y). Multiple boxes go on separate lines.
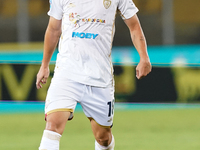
top-left (124, 14), bottom-right (152, 79)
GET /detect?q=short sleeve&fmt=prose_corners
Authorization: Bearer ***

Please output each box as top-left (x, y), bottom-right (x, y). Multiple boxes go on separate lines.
top-left (118, 0), bottom-right (139, 20)
top-left (47, 0), bottom-right (63, 20)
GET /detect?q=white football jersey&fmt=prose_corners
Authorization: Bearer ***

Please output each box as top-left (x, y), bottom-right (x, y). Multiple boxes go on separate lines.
top-left (48, 0), bottom-right (138, 87)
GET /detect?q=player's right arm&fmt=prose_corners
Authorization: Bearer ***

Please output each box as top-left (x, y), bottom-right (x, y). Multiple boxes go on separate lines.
top-left (36, 17), bottom-right (62, 89)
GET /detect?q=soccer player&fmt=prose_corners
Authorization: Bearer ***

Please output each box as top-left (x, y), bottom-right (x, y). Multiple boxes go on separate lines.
top-left (36, 0), bottom-right (151, 150)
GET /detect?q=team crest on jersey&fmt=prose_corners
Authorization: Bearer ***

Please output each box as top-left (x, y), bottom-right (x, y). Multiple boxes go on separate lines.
top-left (103, 0), bottom-right (111, 9)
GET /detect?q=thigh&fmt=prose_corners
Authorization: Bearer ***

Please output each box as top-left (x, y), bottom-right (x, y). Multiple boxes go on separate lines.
top-left (45, 72), bottom-right (84, 119)
top-left (81, 84), bottom-right (115, 127)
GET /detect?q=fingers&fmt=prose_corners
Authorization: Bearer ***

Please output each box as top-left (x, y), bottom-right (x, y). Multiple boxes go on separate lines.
top-left (36, 82), bottom-right (42, 89)
top-left (136, 70), bottom-right (146, 79)
top-left (36, 66), bottom-right (50, 89)
top-left (42, 76), bottom-right (48, 84)
top-left (136, 70), bottom-right (142, 79)
top-left (136, 64), bottom-right (151, 79)
top-left (36, 74), bottom-right (48, 89)
top-left (36, 77), bottom-right (48, 89)
top-left (36, 76), bottom-right (43, 89)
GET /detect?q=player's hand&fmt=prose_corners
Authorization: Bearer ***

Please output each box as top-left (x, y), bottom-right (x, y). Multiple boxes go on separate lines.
top-left (136, 58), bottom-right (151, 79)
top-left (36, 65), bottom-right (50, 89)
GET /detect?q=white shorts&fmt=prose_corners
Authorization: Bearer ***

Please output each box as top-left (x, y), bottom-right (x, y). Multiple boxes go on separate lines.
top-left (45, 71), bottom-right (115, 127)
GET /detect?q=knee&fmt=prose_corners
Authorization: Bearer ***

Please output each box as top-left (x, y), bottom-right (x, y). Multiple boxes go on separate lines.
top-left (45, 121), bottom-right (58, 132)
top-left (95, 131), bottom-right (112, 146)
top-left (45, 121), bottom-right (65, 135)
top-left (45, 111), bottom-right (70, 135)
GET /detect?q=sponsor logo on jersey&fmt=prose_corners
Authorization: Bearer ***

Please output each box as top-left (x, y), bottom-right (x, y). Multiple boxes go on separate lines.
top-left (103, 0), bottom-right (111, 9)
top-left (69, 13), bottom-right (81, 27)
top-left (82, 18), bottom-right (105, 23)
top-left (69, 13), bottom-right (106, 27)
top-left (72, 32), bottom-right (98, 39)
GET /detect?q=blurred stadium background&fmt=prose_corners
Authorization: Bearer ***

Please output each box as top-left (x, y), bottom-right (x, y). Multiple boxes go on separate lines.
top-left (0, 0), bottom-right (200, 149)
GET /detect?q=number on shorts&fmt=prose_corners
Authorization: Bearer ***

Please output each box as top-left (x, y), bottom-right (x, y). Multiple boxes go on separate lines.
top-left (107, 99), bottom-right (114, 117)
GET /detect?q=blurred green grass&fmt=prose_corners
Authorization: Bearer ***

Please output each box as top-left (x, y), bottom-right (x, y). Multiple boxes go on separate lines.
top-left (0, 108), bottom-right (200, 150)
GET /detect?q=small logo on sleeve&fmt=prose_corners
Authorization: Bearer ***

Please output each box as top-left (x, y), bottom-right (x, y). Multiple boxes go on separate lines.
top-left (49, 0), bottom-right (52, 8)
